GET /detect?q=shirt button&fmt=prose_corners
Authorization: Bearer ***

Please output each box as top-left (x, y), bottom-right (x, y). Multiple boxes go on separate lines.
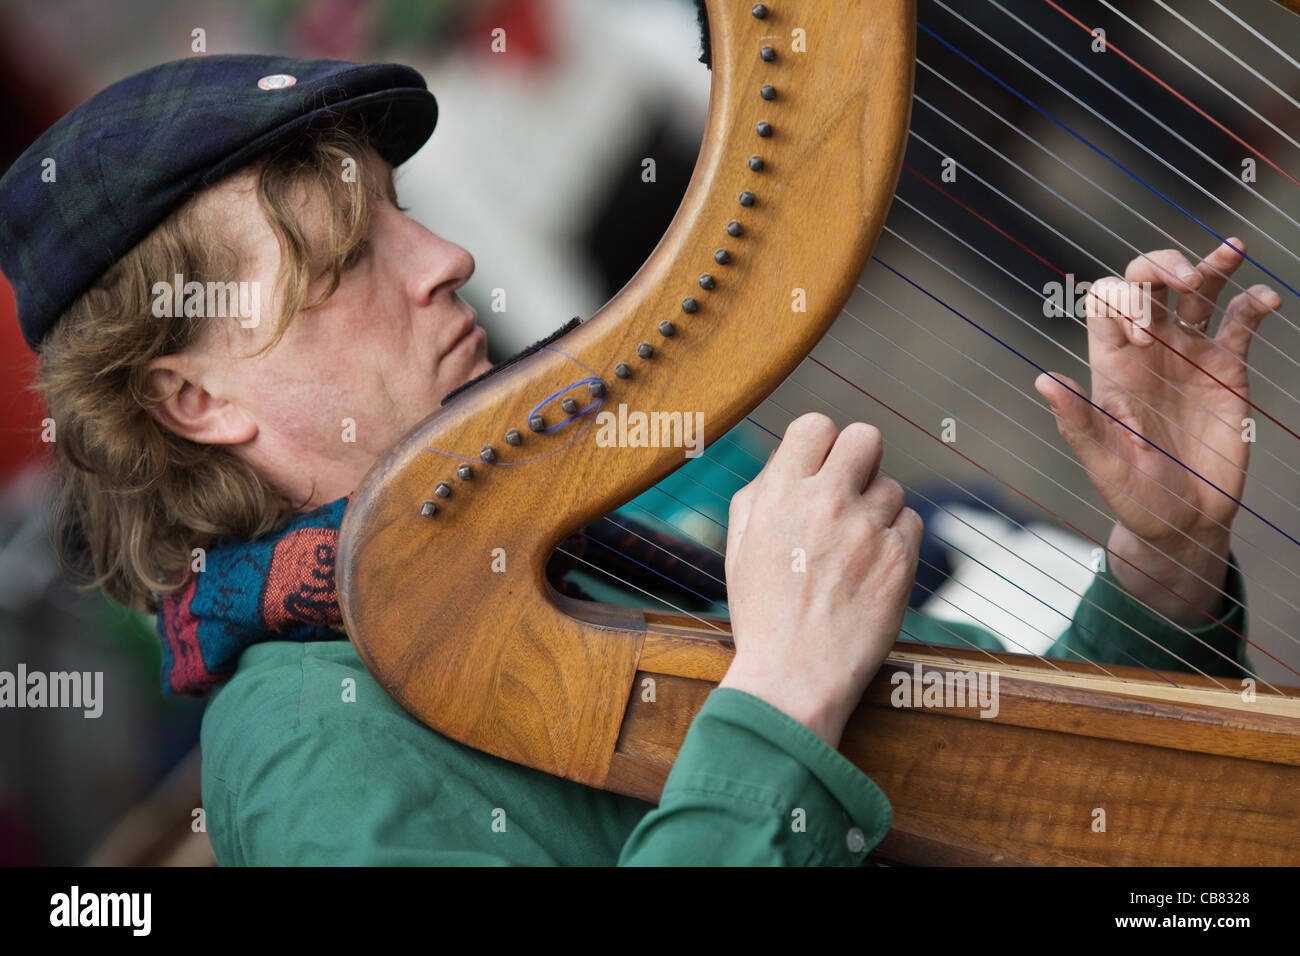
top-left (846, 827), bottom-right (866, 853)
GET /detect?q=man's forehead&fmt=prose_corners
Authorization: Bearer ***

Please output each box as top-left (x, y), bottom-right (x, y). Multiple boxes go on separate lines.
top-left (188, 144), bottom-right (393, 253)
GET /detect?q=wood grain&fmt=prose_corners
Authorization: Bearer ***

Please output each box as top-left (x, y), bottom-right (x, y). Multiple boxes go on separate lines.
top-left (340, 0), bottom-right (916, 790)
top-left (339, 0), bottom-right (1300, 864)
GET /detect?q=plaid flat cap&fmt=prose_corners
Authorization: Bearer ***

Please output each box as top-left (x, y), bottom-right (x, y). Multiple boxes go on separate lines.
top-left (0, 54), bottom-right (438, 351)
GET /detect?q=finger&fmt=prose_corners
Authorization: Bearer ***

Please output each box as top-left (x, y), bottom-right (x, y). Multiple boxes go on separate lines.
top-left (1176, 238), bottom-right (1247, 332)
top-left (819, 421), bottom-right (883, 495)
top-left (1086, 276), bottom-right (1154, 348)
top-left (1124, 248), bottom-right (1203, 297)
top-left (890, 505), bottom-right (924, 550)
top-left (861, 474), bottom-right (906, 527)
top-left (726, 449), bottom-right (774, 569)
top-left (1215, 283), bottom-right (1281, 361)
top-left (1035, 371), bottom-right (1100, 445)
top-left (771, 412), bottom-right (838, 479)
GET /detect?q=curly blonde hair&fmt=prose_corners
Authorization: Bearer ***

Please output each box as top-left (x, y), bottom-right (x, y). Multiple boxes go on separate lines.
top-left (36, 119), bottom-right (377, 612)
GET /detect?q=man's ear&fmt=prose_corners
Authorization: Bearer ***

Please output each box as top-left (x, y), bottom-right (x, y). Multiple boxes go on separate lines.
top-left (144, 355), bottom-right (257, 446)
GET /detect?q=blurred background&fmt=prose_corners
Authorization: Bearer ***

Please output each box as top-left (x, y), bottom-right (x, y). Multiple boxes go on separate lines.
top-left (1, 0), bottom-right (1297, 864)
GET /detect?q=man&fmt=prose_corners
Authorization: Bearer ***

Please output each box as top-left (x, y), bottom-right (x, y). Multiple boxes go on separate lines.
top-left (0, 53), bottom-right (1273, 865)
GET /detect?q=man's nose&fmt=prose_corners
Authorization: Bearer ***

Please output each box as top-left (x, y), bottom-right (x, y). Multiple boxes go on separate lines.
top-left (412, 226), bottom-right (475, 301)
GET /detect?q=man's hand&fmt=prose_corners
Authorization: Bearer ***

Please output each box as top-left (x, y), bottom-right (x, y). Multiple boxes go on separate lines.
top-left (719, 413), bottom-right (923, 749)
top-left (1034, 240), bottom-right (1280, 625)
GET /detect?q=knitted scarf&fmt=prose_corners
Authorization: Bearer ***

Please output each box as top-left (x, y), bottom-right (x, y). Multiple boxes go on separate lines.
top-left (156, 496), bottom-right (349, 697)
top-left (155, 495), bottom-right (728, 697)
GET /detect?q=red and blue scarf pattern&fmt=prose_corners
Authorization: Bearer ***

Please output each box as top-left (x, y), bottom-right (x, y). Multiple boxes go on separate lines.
top-left (156, 496), bottom-right (348, 696)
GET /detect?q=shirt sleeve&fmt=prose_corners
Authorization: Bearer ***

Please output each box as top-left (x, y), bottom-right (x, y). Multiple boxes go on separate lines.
top-left (618, 688), bottom-right (891, 866)
top-left (1048, 551), bottom-right (1250, 678)
top-left (201, 644), bottom-right (892, 866)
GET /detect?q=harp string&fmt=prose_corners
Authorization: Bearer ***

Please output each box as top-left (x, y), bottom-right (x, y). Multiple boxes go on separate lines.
top-left (554, 544), bottom-right (728, 634)
top-left (830, 290), bottom-right (1300, 672)
top-left (799, 341), bottom-right (1288, 675)
top-left (594, 514), bottom-right (727, 589)
top-left (1040, 0), bottom-right (1300, 188)
top-left (797, 334), bottom-right (1280, 682)
top-left (912, 58), bottom-right (1300, 375)
top-left (901, 140), bottom-right (1300, 434)
top-left (578, 526), bottom-right (727, 611)
top-left (621, 426), bottom-right (1074, 666)
top-left (588, 429), bottom-right (1080, 670)
top-left (925, 3), bottom-right (1300, 296)
top-left (890, 183), bottom-right (1300, 510)
top-left (747, 403), bottom-right (1199, 687)
top-left (619, 499), bottom-right (725, 560)
top-left (900, 130), bottom-right (1300, 452)
top-left (708, 417), bottom-right (1180, 684)
top-left (613, 393), bottom-right (1281, 695)
top-left (873, 249), bottom-right (1300, 557)
top-left (1092, 0), bottom-right (1300, 154)
top-left (883, 191), bottom-right (1300, 550)
top-left (554, 372), bottom-right (1285, 694)
top-left (549, 1), bottom-right (1299, 692)
top-left (575, 474), bottom-right (1027, 670)
top-left (708, 434), bottom-right (1119, 672)
top-left (902, 5), bottom-right (1299, 660)
top-left (596, 375), bottom-right (1245, 688)
top-left (848, 272), bottom-right (1300, 655)
top-left (752, 392), bottom-right (1271, 691)
top-left (1205, 0), bottom-right (1300, 80)
top-left (838, 281), bottom-right (1300, 635)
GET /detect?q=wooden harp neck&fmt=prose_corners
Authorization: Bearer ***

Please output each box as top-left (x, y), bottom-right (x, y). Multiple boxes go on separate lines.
top-left (339, 0), bottom-right (915, 790)
top-left (339, 1), bottom-right (1300, 864)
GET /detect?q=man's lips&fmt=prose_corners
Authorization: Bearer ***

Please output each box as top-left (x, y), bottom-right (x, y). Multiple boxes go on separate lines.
top-left (448, 319), bottom-right (483, 353)
top-left (445, 299), bottom-right (480, 349)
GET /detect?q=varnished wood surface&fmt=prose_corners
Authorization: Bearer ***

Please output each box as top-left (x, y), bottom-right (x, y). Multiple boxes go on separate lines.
top-left (340, 0), bottom-right (1300, 864)
top-left (340, 0), bottom-right (916, 789)
top-left (609, 669), bottom-right (1300, 865)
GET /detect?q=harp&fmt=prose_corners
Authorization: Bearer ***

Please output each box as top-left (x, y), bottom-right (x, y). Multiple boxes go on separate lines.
top-left (338, 0), bottom-right (1300, 864)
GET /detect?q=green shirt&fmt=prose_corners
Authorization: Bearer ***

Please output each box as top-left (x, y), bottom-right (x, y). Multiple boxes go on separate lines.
top-left (200, 560), bottom-right (1248, 865)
